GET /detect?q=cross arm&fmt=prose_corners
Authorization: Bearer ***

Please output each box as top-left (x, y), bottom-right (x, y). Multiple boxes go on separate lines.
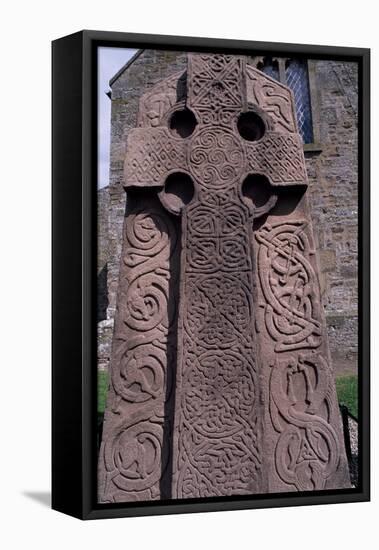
top-left (124, 128), bottom-right (188, 189)
top-left (245, 132), bottom-right (308, 186)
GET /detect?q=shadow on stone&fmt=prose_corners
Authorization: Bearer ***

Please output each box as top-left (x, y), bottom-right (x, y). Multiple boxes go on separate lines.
top-left (160, 208), bottom-right (181, 500)
top-left (97, 263), bottom-right (108, 322)
top-left (253, 185), bottom-right (306, 231)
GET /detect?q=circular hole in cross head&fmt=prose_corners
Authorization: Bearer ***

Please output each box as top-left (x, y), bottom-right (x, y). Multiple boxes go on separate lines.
top-left (241, 174), bottom-right (277, 215)
top-left (169, 108), bottom-right (197, 138)
top-left (160, 172), bottom-right (195, 215)
top-left (237, 111), bottom-right (265, 142)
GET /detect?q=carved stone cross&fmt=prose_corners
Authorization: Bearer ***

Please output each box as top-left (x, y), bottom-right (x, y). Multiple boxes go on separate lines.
top-left (98, 53), bottom-right (350, 503)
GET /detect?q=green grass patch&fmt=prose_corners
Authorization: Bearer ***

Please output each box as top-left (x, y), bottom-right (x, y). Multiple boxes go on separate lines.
top-left (335, 374), bottom-right (358, 418)
top-left (98, 370), bottom-right (109, 414)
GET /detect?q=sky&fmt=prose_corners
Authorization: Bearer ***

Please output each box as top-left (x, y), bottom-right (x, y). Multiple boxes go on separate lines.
top-left (98, 47), bottom-right (138, 189)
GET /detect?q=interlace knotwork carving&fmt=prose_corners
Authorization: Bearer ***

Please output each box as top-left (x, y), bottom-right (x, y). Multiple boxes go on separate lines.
top-left (256, 221), bottom-right (322, 352)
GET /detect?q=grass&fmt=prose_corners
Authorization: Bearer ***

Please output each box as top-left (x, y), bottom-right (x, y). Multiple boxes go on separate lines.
top-left (97, 372), bottom-right (358, 419)
top-left (98, 371), bottom-right (109, 414)
top-left (335, 374), bottom-right (358, 418)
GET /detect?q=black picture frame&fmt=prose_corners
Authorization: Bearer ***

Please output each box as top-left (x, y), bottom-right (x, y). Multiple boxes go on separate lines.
top-left (52, 30), bottom-right (370, 520)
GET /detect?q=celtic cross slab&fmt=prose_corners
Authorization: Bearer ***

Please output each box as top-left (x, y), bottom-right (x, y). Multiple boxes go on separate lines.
top-left (124, 54), bottom-right (306, 498)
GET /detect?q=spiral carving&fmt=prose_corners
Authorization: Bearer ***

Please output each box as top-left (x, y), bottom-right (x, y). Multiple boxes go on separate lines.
top-left (103, 420), bottom-right (165, 493)
top-left (98, 201), bottom-right (179, 503)
top-left (188, 128), bottom-right (245, 190)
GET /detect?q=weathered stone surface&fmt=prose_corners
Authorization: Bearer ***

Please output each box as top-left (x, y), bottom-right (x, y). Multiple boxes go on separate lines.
top-left (98, 53), bottom-right (351, 502)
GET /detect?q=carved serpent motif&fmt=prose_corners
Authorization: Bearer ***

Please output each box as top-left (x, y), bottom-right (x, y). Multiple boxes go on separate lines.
top-left (270, 354), bottom-right (339, 491)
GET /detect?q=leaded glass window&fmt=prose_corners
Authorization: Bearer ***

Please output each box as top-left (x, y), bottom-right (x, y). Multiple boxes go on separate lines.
top-left (285, 59), bottom-right (313, 144)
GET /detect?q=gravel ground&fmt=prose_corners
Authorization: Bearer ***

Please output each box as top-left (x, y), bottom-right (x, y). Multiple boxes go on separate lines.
top-left (348, 415), bottom-right (359, 487)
